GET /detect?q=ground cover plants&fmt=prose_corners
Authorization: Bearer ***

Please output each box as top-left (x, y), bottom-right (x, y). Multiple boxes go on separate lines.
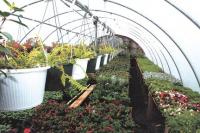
top-left (0, 54), bottom-right (136, 133)
top-left (137, 56), bottom-right (200, 132)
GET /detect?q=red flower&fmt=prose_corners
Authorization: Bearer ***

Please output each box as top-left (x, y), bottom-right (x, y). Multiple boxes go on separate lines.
top-left (24, 128), bottom-right (31, 133)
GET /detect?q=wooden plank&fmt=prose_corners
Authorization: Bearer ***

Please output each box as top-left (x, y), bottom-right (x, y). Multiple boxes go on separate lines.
top-left (69, 85), bottom-right (96, 109)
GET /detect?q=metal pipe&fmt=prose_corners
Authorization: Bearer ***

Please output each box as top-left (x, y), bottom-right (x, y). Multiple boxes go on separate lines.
top-left (105, 0), bottom-right (200, 88)
top-left (92, 9), bottom-right (183, 82)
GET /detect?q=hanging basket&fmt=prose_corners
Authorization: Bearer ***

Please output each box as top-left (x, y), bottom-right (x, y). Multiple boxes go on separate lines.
top-left (95, 55), bottom-right (102, 70)
top-left (86, 57), bottom-right (97, 73)
top-left (0, 66), bottom-right (50, 111)
top-left (45, 64), bottom-right (73, 91)
top-left (72, 58), bottom-right (89, 80)
top-left (103, 54), bottom-right (109, 65)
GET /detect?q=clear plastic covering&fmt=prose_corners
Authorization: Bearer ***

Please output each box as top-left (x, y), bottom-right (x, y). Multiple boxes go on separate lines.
top-left (1, 0), bottom-right (200, 92)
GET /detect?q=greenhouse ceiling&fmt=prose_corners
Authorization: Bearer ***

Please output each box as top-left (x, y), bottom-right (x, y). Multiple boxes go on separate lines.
top-left (0, 0), bottom-right (200, 93)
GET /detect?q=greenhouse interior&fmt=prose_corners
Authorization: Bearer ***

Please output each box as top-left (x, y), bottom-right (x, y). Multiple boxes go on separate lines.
top-left (0, 0), bottom-right (200, 132)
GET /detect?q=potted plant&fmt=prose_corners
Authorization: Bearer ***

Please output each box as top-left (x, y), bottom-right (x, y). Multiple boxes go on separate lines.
top-left (72, 43), bottom-right (92, 80)
top-left (45, 43), bottom-right (87, 101)
top-left (0, 39), bottom-right (50, 111)
top-left (0, 1), bottom-right (50, 111)
top-left (99, 44), bottom-right (115, 66)
top-left (46, 44), bottom-right (73, 91)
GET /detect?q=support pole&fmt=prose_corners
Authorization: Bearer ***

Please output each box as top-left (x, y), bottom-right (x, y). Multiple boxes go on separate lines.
top-left (93, 18), bottom-right (98, 52)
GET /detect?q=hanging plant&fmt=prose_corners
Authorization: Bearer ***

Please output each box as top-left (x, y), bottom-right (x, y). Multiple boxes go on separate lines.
top-left (99, 44), bottom-right (115, 54)
top-left (73, 43), bottom-right (96, 59)
top-left (47, 44), bottom-right (88, 90)
top-left (48, 45), bottom-right (74, 66)
top-left (0, 39), bottom-right (47, 69)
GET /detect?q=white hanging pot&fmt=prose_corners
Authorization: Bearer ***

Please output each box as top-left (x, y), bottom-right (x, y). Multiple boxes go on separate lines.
top-left (95, 55), bottom-right (102, 70)
top-left (103, 54), bottom-right (109, 65)
top-left (0, 66), bottom-right (50, 111)
top-left (72, 58), bottom-right (89, 80)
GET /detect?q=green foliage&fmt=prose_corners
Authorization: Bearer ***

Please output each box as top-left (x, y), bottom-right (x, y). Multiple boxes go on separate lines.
top-left (146, 78), bottom-right (200, 103)
top-left (99, 44), bottom-right (115, 54)
top-left (59, 66), bottom-right (87, 91)
top-left (0, 41), bottom-right (47, 69)
top-left (97, 55), bottom-right (130, 80)
top-left (145, 78), bottom-right (200, 132)
top-left (48, 45), bottom-right (73, 67)
top-left (32, 55), bottom-right (135, 132)
top-left (0, 124), bottom-right (11, 132)
top-left (137, 57), bottom-right (162, 72)
top-left (73, 44), bottom-right (96, 59)
top-left (48, 45), bottom-right (89, 92)
top-left (43, 91), bottom-right (63, 103)
top-left (0, 109), bottom-right (34, 126)
top-left (140, 56), bottom-right (200, 132)
top-left (0, 0), bottom-right (27, 29)
top-left (166, 111), bottom-right (200, 133)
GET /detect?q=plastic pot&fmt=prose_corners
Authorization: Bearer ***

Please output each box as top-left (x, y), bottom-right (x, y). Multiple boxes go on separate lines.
top-left (103, 54), bottom-right (109, 65)
top-left (86, 58), bottom-right (97, 73)
top-left (0, 66), bottom-right (50, 111)
top-left (45, 64), bottom-right (73, 91)
top-left (100, 55), bottom-right (105, 67)
top-left (95, 55), bottom-right (102, 70)
top-left (72, 58), bottom-right (89, 80)
top-left (108, 54), bottom-right (112, 62)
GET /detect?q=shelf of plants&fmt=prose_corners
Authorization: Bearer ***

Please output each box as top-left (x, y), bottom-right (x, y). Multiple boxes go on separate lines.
top-left (136, 56), bottom-right (200, 133)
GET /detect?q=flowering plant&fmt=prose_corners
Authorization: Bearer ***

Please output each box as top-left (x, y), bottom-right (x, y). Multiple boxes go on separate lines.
top-left (0, 38), bottom-right (47, 69)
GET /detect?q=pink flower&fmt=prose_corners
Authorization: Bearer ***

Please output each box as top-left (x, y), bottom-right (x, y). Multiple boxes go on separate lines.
top-left (24, 128), bottom-right (31, 133)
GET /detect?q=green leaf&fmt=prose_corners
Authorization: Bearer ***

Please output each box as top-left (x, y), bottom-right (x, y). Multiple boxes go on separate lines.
top-left (0, 32), bottom-right (13, 41)
top-left (0, 10), bottom-right (10, 17)
top-left (8, 19), bottom-right (28, 28)
top-left (13, 7), bottom-right (23, 12)
top-left (0, 45), bottom-right (13, 56)
top-left (3, 0), bottom-right (11, 8)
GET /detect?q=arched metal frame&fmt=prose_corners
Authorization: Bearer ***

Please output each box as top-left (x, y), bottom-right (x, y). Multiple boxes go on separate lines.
top-left (104, 0), bottom-right (200, 88)
top-left (91, 9), bottom-right (183, 82)
top-left (17, 10), bottom-right (92, 43)
top-left (164, 0), bottom-right (200, 29)
top-left (12, 5), bottom-right (181, 81)
top-left (78, 12), bottom-right (178, 79)
top-left (10, 0), bottom-right (200, 89)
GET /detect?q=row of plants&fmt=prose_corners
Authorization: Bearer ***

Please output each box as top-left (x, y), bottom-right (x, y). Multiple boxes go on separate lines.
top-left (0, 54), bottom-right (135, 132)
top-left (137, 56), bottom-right (200, 132)
top-left (137, 57), bottom-right (163, 73)
top-left (29, 54), bottom-right (135, 132)
top-left (0, 0), bottom-right (123, 112)
top-left (0, 78), bottom-right (87, 133)
top-left (0, 37), bottom-right (121, 110)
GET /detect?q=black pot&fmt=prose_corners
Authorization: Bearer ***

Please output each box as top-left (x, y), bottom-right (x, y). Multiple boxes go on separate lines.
top-left (86, 58), bottom-right (97, 73)
top-left (107, 54), bottom-right (111, 62)
top-left (45, 64), bottom-right (73, 91)
top-left (100, 55), bottom-right (105, 67)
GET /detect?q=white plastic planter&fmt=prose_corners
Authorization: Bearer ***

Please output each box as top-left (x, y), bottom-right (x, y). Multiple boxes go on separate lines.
top-left (0, 66), bottom-right (50, 111)
top-left (95, 55), bottom-right (102, 70)
top-left (72, 58), bottom-right (89, 80)
top-left (103, 54), bottom-right (109, 65)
